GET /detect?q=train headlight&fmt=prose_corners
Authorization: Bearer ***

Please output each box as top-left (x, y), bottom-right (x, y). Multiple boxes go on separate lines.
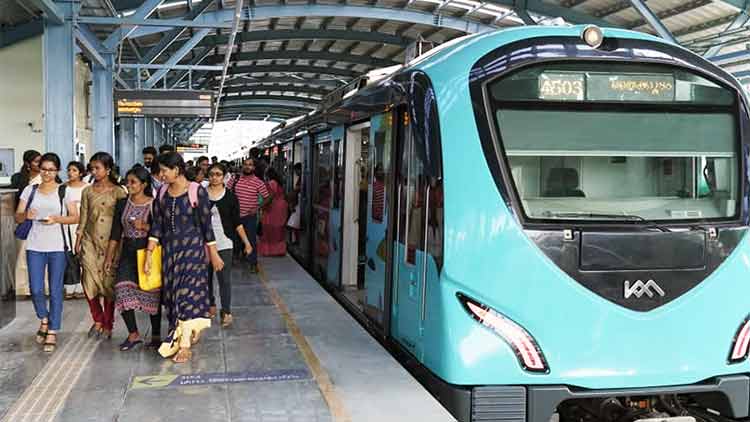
top-left (582, 25), bottom-right (604, 49)
top-left (729, 316), bottom-right (750, 363)
top-left (457, 293), bottom-right (549, 373)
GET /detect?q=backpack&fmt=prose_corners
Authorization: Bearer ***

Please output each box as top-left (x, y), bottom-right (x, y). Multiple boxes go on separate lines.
top-left (157, 182), bottom-right (210, 263)
top-left (158, 181), bottom-right (200, 209)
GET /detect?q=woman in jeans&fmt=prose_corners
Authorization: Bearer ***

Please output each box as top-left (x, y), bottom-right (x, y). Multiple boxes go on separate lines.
top-left (105, 167), bottom-right (162, 351)
top-left (144, 152), bottom-right (223, 363)
top-left (206, 163), bottom-right (252, 327)
top-left (76, 152), bottom-right (127, 339)
top-left (14, 153), bottom-right (79, 352)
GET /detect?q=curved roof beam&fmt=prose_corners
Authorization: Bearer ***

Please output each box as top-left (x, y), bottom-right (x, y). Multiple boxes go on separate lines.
top-left (121, 5), bottom-right (498, 39)
top-left (195, 29), bottom-right (412, 48)
top-left (222, 94), bottom-right (321, 105)
top-left (215, 64), bottom-right (359, 78)
top-left (220, 98), bottom-right (317, 109)
top-left (222, 84), bottom-right (330, 96)
top-left (205, 76), bottom-right (342, 89)
top-left (209, 50), bottom-right (400, 68)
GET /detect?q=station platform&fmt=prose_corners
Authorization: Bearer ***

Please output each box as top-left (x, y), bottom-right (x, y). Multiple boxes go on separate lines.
top-left (0, 256), bottom-right (455, 422)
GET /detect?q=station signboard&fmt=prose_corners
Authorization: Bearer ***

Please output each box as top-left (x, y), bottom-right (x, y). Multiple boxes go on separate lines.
top-left (115, 90), bottom-right (214, 118)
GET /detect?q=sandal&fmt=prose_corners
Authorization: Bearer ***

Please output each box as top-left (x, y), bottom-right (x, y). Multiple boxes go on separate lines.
top-left (119, 338), bottom-right (143, 351)
top-left (172, 347), bottom-right (192, 363)
top-left (43, 333), bottom-right (57, 353)
top-left (87, 324), bottom-right (102, 339)
top-left (101, 329), bottom-right (112, 340)
top-left (36, 321), bottom-right (48, 344)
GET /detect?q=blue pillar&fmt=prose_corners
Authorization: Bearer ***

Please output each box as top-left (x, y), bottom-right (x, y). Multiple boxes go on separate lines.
top-left (119, 118), bottom-right (135, 172)
top-left (43, 2), bottom-right (75, 166)
top-left (134, 118), bottom-right (145, 166)
top-left (92, 53), bottom-right (115, 155)
top-left (145, 118), bottom-right (154, 147)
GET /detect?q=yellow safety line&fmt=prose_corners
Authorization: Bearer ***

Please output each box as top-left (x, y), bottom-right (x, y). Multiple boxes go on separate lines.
top-left (257, 265), bottom-right (352, 422)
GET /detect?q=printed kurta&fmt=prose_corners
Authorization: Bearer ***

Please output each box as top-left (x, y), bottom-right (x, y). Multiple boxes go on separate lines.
top-left (149, 186), bottom-right (215, 351)
top-left (78, 186), bottom-right (127, 299)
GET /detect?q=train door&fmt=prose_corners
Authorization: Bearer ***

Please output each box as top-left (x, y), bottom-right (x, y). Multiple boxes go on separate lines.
top-left (392, 107), bottom-right (427, 358)
top-left (288, 137), bottom-right (311, 267)
top-left (361, 113), bottom-right (395, 325)
top-left (327, 127), bottom-right (345, 289)
top-left (311, 132), bottom-right (334, 284)
top-left (341, 122), bottom-right (369, 310)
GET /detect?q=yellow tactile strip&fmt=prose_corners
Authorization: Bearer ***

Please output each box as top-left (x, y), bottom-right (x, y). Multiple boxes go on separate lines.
top-left (1, 318), bottom-right (100, 422)
top-left (257, 265), bottom-right (352, 422)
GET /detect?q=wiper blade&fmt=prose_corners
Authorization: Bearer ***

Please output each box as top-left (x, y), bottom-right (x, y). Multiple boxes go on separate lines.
top-left (544, 212), bottom-right (671, 232)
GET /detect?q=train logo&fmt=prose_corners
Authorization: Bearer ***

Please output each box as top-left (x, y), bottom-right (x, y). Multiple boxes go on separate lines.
top-left (624, 279), bottom-right (666, 299)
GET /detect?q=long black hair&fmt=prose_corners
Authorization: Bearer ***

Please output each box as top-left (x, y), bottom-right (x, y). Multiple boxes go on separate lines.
top-left (90, 152), bottom-right (119, 185)
top-left (266, 166), bottom-right (283, 185)
top-left (126, 166), bottom-right (153, 197)
top-left (21, 150), bottom-right (41, 178)
top-left (67, 161), bottom-right (86, 181)
top-left (159, 152), bottom-right (186, 176)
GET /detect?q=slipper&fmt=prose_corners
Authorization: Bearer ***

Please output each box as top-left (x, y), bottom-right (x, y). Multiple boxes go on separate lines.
top-left (119, 338), bottom-right (143, 351)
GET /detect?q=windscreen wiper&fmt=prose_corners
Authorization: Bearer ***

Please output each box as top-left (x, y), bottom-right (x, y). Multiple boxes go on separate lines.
top-left (544, 212), bottom-right (671, 232)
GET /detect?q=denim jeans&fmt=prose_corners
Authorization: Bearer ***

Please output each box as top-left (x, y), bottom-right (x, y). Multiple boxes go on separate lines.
top-left (240, 214), bottom-right (258, 266)
top-left (26, 250), bottom-right (66, 331)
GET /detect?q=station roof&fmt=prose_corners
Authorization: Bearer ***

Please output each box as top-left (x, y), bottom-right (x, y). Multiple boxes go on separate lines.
top-left (2, 0), bottom-right (749, 139)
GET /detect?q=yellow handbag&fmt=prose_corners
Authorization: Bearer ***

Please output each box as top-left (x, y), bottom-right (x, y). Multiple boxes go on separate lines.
top-left (136, 245), bottom-right (162, 291)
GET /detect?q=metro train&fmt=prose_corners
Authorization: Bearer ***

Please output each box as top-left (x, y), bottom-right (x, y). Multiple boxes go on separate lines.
top-left (256, 25), bottom-right (750, 422)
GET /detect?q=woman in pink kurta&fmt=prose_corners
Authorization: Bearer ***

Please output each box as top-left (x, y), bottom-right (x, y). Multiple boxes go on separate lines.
top-left (258, 168), bottom-right (288, 256)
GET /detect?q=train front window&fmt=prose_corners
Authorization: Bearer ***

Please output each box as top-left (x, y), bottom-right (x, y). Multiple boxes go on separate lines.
top-left (487, 63), bottom-right (739, 222)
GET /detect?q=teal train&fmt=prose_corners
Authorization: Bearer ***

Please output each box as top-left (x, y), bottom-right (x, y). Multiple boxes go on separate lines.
top-left (258, 25), bottom-right (750, 422)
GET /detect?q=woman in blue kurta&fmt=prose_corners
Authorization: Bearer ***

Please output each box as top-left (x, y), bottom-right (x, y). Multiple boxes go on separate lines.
top-left (144, 152), bottom-right (224, 363)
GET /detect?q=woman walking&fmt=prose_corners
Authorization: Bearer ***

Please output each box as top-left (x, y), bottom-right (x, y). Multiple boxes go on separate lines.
top-left (12, 150), bottom-right (42, 298)
top-left (14, 153), bottom-right (78, 352)
top-left (258, 167), bottom-right (288, 256)
top-left (64, 161), bottom-right (88, 300)
top-left (105, 167), bottom-right (161, 351)
top-left (76, 152), bottom-right (127, 339)
top-left (206, 163), bottom-right (252, 327)
top-left (144, 152), bottom-right (223, 363)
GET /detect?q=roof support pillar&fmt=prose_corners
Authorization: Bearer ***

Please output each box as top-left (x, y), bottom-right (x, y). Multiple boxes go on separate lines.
top-left (628, 0), bottom-right (678, 44)
top-left (43, 1), bottom-right (75, 167)
top-left (92, 53), bottom-right (116, 155)
top-left (118, 118), bottom-right (136, 172)
top-left (145, 118), bottom-right (154, 147)
top-left (134, 118), bottom-right (146, 163)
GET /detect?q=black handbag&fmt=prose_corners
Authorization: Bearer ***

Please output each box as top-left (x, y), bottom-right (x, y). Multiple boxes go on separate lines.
top-left (57, 186), bottom-right (81, 286)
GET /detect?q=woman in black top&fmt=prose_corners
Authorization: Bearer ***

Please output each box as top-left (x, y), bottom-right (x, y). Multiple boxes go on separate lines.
top-left (206, 163), bottom-right (252, 327)
top-left (11, 150), bottom-right (42, 203)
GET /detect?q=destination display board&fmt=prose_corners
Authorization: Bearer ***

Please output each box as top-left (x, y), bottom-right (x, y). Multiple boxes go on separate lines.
top-left (115, 90), bottom-right (214, 118)
top-left (176, 144), bottom-right (208, 154)
top-left (539, 72), bottom-right (676, 102)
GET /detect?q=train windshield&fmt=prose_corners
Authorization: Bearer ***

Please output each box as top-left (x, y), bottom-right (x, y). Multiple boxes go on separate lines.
top-left (488, 62), bottom-right (739, 222)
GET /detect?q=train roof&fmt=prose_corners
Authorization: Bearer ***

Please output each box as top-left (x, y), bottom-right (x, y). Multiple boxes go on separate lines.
top-left (257, 26), bottom-right (696, 147)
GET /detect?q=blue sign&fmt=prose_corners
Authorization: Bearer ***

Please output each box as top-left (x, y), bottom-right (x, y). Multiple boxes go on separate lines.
top-left (131, 369), bottom-right (310, 390)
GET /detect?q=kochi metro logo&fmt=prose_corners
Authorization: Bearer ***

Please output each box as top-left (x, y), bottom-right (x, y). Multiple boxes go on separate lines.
top-left (624, 279), bottom-right (665, 299)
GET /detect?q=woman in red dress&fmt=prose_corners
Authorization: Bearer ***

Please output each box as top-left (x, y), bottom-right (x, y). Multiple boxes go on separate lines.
top-left (258, 167), bottom-right (289, 256)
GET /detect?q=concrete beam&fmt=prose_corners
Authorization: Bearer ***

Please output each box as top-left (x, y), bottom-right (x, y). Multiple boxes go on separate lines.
top-left (0, 20), bottom-right (44, 49)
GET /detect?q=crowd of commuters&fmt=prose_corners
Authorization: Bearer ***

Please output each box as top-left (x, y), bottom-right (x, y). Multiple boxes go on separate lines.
top-left (8, 145), bottom-right (289, 363)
